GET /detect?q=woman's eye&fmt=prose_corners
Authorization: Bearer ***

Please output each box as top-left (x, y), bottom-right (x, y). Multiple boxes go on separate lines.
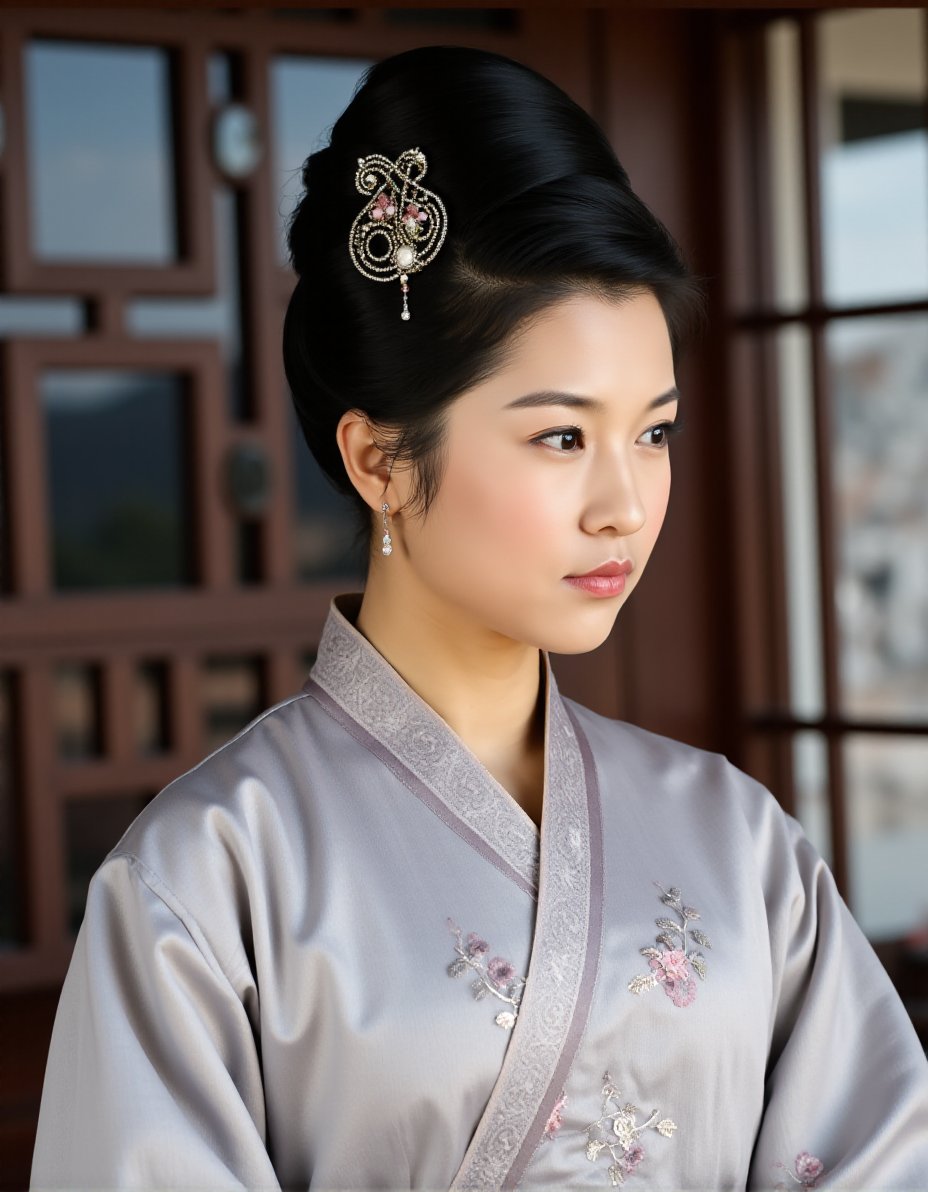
top-left (535, 428), bottom-right (583, 452)
top-left (638, 420), bottom-right (681, 449)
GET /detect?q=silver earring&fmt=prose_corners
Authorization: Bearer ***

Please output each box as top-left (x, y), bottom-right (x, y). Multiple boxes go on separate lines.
top-left (381, 502), bottom-right (393, 556)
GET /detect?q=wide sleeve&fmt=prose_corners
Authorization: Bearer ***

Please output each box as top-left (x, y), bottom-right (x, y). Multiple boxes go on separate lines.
top-left (31, 852), bottom-right (281, 1191)
top-left (746, 798), bottom-right (928, 1189)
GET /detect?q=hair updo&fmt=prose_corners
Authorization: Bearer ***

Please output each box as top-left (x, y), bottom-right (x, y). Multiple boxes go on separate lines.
top-left (283, 44), bottom-right (706, 558)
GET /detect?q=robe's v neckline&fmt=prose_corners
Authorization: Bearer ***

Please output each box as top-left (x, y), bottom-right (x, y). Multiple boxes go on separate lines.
top-left (303, 591), bottom-right (545, 896)
top-left (304, 592), bottom-right (606, 1189)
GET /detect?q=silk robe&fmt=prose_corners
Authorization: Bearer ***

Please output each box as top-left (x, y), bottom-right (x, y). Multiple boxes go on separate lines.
top-left (32, 591), bottom-right (928, 1190)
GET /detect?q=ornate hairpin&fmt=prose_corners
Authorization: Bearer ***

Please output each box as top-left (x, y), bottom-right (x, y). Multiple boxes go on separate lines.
top-left (349, 146), bottom-right (448, 321)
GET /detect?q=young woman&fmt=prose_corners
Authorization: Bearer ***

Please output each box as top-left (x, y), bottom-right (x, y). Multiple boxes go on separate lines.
top-left (32, 45), bottom-right (928, 1190)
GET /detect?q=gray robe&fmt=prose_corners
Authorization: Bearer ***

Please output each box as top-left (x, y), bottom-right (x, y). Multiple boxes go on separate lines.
top-left (31, 592), bottom-right (928, 1190)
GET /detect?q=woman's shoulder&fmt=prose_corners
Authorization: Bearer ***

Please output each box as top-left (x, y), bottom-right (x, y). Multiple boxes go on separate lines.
top-left (563, 695), bottom-right (798, 841)
top-left (90, 690), bottom-right (322, 941)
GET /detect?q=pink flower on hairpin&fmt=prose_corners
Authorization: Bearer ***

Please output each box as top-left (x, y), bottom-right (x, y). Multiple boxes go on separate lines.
top-left (403, 201), bottom-right (429, 229)
top-left (370, 192), bottom-right (396, 221)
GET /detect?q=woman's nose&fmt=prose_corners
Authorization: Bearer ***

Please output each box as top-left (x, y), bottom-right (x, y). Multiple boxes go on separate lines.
top-left (580, 458), bottom-right (648, 537)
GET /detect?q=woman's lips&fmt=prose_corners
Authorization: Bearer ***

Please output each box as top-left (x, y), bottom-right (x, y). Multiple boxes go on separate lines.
top-left (563, 574), bottom-right (627, 597)
top-left (563, 558), bottom-right (632, 596)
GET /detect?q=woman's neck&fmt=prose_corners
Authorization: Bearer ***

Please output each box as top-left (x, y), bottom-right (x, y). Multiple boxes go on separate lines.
top-left (352, 576), bottom-right (547, 820)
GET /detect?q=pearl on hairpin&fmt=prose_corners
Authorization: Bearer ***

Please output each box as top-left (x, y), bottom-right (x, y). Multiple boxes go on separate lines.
top-left (396, 246), bottom-right (415, 269)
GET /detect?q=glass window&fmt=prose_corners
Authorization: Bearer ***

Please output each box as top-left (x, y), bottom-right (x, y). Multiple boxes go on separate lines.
top-left (828, 315), bottom-right (928, 721)
top-left (55, 663), bottom-right (103, 760)
top-left (0, 298), bottom-right (84, 338)
top-left (291, 401), bottom-right (367, 582)
top-left (817, 10), bottom-right (928, 306)
top-left (202, 656), bottom-right (265, 754)
top-left (65, 793), bottom-right (153, 934)
top-left (270, 55), bottom-right (373, 264)
top-left (765, 20), bottom-right (809, 311)
top-left (127, 188), bottom-right (248, 419)
top-left (776, 326), bottom-right (825, 718)
top-left (846, 735), bottom-right (928, 940)
top-left (0, 671), bottom-right (24, 949)
top-left (24, 39), bottom-right (178, 263)
top-left (792, 731), bottom-right (831, 867)
top-left (42, 370), bottom-right (192, 590)
top-left (136, 661), bottom-right (170, 755)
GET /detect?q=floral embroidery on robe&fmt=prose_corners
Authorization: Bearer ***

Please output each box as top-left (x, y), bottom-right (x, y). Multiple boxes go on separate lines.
top-left (627, 881), bottom-right (710, 1007)
top-left (543, 1089), bottom-right (567, 1141)
top-left (445, 918), bottom-right (527, 1029)
top-left (583, 1070), bottom-right (676, 1185)
top-left (774, 1152), bottom-right (826, 1188)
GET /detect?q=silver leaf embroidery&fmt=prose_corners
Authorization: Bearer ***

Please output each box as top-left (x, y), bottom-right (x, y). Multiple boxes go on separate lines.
top-left (627, 881), bottom-right (710, 1008)
top-left (446, 917), bottom-right (526, 1028)
top-left (583, 1070), bottom-right (676, 1185)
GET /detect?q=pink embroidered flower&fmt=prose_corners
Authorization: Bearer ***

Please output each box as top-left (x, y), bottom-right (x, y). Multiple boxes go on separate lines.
top-left (487, 956), bottom-right (516, 988)
top-left (649, 948), bottom-right (697, 1006)
top-left (370, 192), bottom-right (396, 221)
top-left (465, 932), bottom-right (489, 958)
top-left (624, 1144), bottom-right (645, 1170)
top-left (543, 1090), bottom-right (567, 1140)
top-left (773, 1152), bottom-right (825, 1188)
top-left (795, 1153), bottom-right (825, 1185)
top-left (649, 948), bottom-right (690, 982)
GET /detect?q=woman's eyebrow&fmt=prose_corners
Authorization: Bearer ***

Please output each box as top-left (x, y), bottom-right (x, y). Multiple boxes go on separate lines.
top-left (503, 386), bottom-right (681, 411)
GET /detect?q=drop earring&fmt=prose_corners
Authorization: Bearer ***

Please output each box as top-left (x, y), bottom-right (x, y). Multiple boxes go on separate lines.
top-left (381, 502), bottom-right (393, 556)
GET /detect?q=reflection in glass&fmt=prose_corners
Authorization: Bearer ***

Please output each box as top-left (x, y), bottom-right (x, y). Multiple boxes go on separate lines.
top-left (818, 10), bottom-right (928, 305)
top-left (0, 671), bottom-right (24, 948)
top-left (136, 661), bottom-right (169, 755)
top-left (846, 735), bottom-right (928, 940)
top-left (42, 370), bottom-right (191, 590)
top-left (25, 40), bottom-right (177, 263)
top-left (65, 793), bottom-right (152, 934)
top-left (55, 663), bottom-right (102, 760)
top-left (291, 402), bottom-right (367, 582)
top-left (765, 20), bottom-right (808, 310)
top-left (202, 656), bottom-right (265, 754)
top-left (270, 55), bottom-right (373, 264)
top-left (776, 328), bottom-right (824, 718)
top-left (127, 189), bottom-right (247, 419)
top-left (792, 731), bottom-right (831, 867)
top-left (828, 317), bottom-right (928, 720)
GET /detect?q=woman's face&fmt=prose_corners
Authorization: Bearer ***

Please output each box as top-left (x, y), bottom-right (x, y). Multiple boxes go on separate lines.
top-left (387, 288), bottom-right (680, 654)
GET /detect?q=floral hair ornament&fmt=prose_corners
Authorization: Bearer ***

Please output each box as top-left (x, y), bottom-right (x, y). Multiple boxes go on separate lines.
top-left (349, 146), bottom-right (448, 321)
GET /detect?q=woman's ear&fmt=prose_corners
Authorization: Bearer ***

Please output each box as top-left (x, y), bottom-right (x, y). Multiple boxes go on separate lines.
top-left (335, 410), bottom-right (396, 512)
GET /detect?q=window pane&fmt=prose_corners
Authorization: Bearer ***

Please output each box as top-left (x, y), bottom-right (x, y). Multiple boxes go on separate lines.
top-left (776, 327), bottom-right (825, 718)
top-left (43, 370), bottom-right (192, 590)
top-left (65, 793), bottom-right (152, 934)
top-left (0, 671), bottom-right (24, 949)
top-left (270, 55), bottom-right (373, 265)
top-left (55, 663), bottom-right (102, 760)
top-left (766, 20), bottom-right (808, 311)
top-left (136, 661), bottom-right (169, 755)
top-left (828, 316), bottom-right (928, 720)
top-left (291, 402), bottom-right (367, 582)
top-left (25, 40), bottom-right (177, 263)
top-left (818, 10), bottom-right (928, 305)
top-left (127, 188), bottom-right (248, 421)
top-left (202, 656), bottom-right (265, 754)
top-left (793, 731), bottom-right (831, 867)
top-left (846, 735), bottom-right (928, 940)
top-left (0, 298), bottom-right (84, 338)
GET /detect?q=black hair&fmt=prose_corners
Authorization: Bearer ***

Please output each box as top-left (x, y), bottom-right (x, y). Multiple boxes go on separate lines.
top-left (283, 44), bottom-right (707, 562)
